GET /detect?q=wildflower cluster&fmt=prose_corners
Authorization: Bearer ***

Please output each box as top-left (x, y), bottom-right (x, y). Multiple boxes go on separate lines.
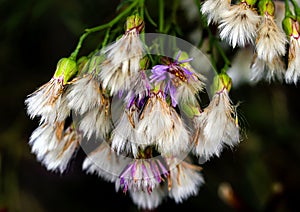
top-left (201, 0), bottom-right (300, 84)
top-left (29, 0), bottom-right (300, 209)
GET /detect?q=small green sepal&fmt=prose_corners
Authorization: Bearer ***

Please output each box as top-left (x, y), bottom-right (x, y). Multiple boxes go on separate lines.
top-left (54, 58), bottom-right (77, 84)
top-left (258, 0), bottom-right (275, 16)
top-left (212, 73), bottom-right (232, 94)
top-left (125, 14), bottom-right (144, 33)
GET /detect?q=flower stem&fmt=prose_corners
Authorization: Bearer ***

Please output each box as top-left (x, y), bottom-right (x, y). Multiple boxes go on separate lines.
top-left (291, 0), bottom-right (300, 17)
top-left (158, 0), bottom-right (164, 33)
top-left (69, 0), bottom-right (139, 61)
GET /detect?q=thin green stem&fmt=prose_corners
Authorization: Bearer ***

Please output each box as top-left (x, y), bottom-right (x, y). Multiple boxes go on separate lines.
top-left (291, 0), bottom-right (300, 16)
top-left (102, 28), bottom-right (111, 49)
top-left (215, 41), bottom-right (231, 72)
top-left (69, 0), bottom-right (139, 60)
top-left (158, 0), bottom-right (164, 33)
top-left (145, 7), bottom-right (157, 27)
top-left (171, 0), bottom-right (179, 24)
top-left (285, 0), bottom-right (295, 18)
top-left (207, 30), bottom-right (217, 72)
top-left (139, 0), bottom-right (145, 21)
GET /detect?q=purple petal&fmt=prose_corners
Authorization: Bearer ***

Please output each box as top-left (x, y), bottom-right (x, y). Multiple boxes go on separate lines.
top-left (169, 84), bottom-right (177, 107)
top-left (175, 50), bottom-right (182, 62)
top-left (179, 57), bottom-right (193, 64)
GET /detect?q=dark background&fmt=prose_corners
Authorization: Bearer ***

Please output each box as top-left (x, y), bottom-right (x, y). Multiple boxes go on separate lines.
top-left (1, 0), bottom-right (300, 211)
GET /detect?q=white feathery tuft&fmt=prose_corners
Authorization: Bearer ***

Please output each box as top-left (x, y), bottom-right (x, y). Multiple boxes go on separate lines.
top-left (66, 74), bottom-right (102, 115)
top-left (130, 187), bottom-right (167, 210)
top-left (286, 37), bottom-right (300, 84)
top-left (111, 105), bottom-right (141, 158)
top-left (99, 29), bottom-right (144, 95)
top-left (193, 90), bottom-right (240, 160)
top-left (78, 106), bottom-right (112, 140)
top-left (256, 14), bottom-right (287, 62)
top-left (218, 3), bottom-right (261, 48)
top-left (82, 142), bottom-right (130, 183)
top-left (201, 0), bottom-right (230, 24)
top-left (167, 157), bottom-right (204, 203)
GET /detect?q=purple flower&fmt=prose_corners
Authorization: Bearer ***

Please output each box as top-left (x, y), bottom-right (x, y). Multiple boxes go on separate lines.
top-left (119, 158), bottom-right (169, 194)
top-left (150, 51), bottom-right (194, 107)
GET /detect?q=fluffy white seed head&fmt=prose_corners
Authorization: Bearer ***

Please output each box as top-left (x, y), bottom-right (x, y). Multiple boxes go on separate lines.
top-left (175, 71), bottom-right (206, 106)
top-left (111, 105), bottom-right (143, 158)
top-left (193, 90), bottom-right (240, 160)
top-left (219, 3), bottom-right (261, 48)
top-left (66, 74), bottom-right (102, 115)
top-left (256, 14), bottom-right (287, 62)
top-left (99, 29), bottom-right (145, 95)
top-left (25, 78), bottom-right (70, 124)
top-left (82, 142), bottom-right (130, 182)
top-left (78, 105), bottom-right (112, 140)
top-left (40, 127), bottom-right (81, 173)
top-left (167, 157), bottom-right (204, 203)
top-left (250, 53), bottom-right (285, 82)
top-left (137, 92), bottom-right (190, 156)
top-left (201, 0), bottom-right (230, 24)
top-left (29, 122), bottom-right (68, 159)
top-left (286, 37), bottom-right (300, 84)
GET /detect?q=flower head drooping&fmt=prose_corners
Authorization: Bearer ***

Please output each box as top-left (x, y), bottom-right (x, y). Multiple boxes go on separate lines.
top-left (41, 125), bottom-right (82, 173)
top-left (167, 157), bottom-right (204, 203)
top-left (29, 121), bottom-right (82, 173)
top-left (83, 141), bottom-right (131, 183)
top-left (250, 52), bottom-right (286, 82)
top-left (125, 56), bottom-right (151, 101)
top-left (283, 16), bottom-right (300, 84)
top-left (201, 0), bottom-right (230, 24)
top-left (116, 154), bottom-right (169, 194)
top-left (111, 101), bottom-right (142, 158)
top-left (137, 91), bottom-right (190, 156)
top-left (174, 51), bottom-right (206, 106)
top-left (193, 74), bottom-right (240, 160)
top-left (25, 58), bottom-right (77, 124)
top-left (218, 0), bottom-right (261, 48)
top-left (256, 0), bottom-right (287, 62)
top-left (78, 95), bottom-right (112, 140)
top-left (150, 51), bottom-right (198, 107)
top-left (99, 15), bottom-right (145, 95)
top-left (66, 55), bottom-right (104, 115)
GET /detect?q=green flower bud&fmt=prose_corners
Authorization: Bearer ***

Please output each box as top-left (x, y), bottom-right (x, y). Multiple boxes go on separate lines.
top-left (125, 14), bottom-right (144, 33)
top-left (282, 16), bottom-right (294, 36)
top-left (258, 0), bottom-right (275, 16)
top-left (54, 58), bottom-right (77, 84)
top-left (212, 73), bottom-right (232, 94)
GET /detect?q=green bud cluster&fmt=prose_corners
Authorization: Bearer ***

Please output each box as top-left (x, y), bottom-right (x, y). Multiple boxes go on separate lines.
top-left (258, 0), bottom-right (275, 16)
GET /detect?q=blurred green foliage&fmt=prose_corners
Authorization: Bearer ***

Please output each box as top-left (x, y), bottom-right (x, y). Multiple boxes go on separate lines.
top-left (1, 0), bottom-right (300, 211)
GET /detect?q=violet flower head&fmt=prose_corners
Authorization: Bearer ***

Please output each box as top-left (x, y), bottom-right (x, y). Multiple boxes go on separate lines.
top-left (118, 158), bottom-right (169, 194)
top-left (150, 51), bottom-right (194, 107)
